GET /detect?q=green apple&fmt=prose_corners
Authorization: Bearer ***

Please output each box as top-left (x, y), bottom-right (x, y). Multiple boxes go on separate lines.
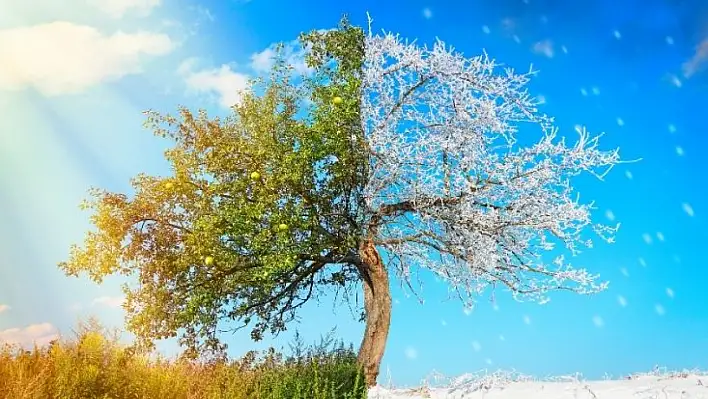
top-left (332, 96), bottom-right (343, 105)
top-left (278, 223), bottom-right (289, 231)
top-left (204, 256), bottom-right (214, 265)
top-left (250, 171), bottom-right (261, 180)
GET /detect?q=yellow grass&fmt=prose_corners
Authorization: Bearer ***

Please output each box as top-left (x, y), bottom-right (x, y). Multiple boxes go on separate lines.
top-left (0, 319), bottom-right (366, 399)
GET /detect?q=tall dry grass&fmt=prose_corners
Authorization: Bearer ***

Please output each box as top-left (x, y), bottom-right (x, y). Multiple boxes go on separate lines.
top-left (0, 319), bottom-right (366, 399)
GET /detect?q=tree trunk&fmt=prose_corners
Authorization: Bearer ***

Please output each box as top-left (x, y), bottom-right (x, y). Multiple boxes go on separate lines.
top-left (356, 238), bottom-right (392, 387)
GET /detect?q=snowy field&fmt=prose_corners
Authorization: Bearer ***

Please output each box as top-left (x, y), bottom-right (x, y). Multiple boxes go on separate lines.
top-left (368, 369), bottom-right (708, 398)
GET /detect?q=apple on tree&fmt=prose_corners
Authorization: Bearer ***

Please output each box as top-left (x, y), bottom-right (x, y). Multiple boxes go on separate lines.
top-left (204, 256), bottom-right (214, 266)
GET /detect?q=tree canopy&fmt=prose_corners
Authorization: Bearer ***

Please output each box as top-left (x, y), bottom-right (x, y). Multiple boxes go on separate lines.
top-left (60, 19), bottom-right (370, 358)
top-left (60, 15), bottom-right (620, 385)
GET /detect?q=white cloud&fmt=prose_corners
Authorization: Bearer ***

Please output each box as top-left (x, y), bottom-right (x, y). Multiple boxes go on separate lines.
top-left (0, 304), bottom-right (9, 314)
top-left (86, 0), bottom-right (161, 18)
top-left (0, 323), bottom-right (59, 348)
top-left (92, 295), bottom-right (124, 308)
top-left (180, 62), bottom-right (250, 108)
top-left (249, 40), bottom-right (313, 76)
top-left (0, 22), bottom-right (174, 96)
top-left (250, 47), bottom-right (278, 72)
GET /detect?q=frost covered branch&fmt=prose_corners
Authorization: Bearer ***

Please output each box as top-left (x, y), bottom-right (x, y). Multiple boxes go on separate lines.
top-left (360, 32), bottom-right (621, 305)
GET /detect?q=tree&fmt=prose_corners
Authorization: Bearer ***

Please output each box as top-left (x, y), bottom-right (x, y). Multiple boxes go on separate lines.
top-left (60, 16), bottom-right (621, 387)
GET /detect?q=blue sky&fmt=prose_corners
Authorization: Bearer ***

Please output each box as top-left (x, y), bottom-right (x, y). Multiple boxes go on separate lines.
top-left (1, 0), bottom-right (707, 388)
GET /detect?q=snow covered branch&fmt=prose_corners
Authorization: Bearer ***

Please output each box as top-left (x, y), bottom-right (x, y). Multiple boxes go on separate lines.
top-left (360, 32), bottom-right (621, 305)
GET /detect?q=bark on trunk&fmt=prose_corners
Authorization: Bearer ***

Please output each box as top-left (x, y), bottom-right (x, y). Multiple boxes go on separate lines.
top-left (356, 238), bottom-right (392, 388)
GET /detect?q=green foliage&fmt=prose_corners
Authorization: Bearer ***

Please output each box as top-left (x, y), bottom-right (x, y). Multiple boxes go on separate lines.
top-left (58, 16), bottom-right (369, 358)
top-left (0, 319), bottom-right (366, 399)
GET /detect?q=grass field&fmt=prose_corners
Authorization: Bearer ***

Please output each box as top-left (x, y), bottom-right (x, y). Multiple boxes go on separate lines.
top-left (0, 319), bottom-right (366, 399)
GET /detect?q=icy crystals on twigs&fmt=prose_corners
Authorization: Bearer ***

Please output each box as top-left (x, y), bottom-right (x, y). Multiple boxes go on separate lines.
top-left (359, 33), bottom-right (621, 305)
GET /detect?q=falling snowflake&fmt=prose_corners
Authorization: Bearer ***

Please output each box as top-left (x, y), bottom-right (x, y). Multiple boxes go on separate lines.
top-left (422, 7), bottom-right (433, 19)
top-left (499, 335), bottom-right (505, 341)
top-left (666, 288), bottom-right (674, 298)
top-left (482, 25), bottom-right (490, 34)
top-left (655, 304), bottom-right (665, 316)
top-left (642, 233), bottom-right (653, 245)
top-left (676, 146), bottom-right (684, 156)
top-left (668, 124), bottom-right (677, 133)
top-left (625, 170), bottom-right (633, 179)
top-left (682, 203), bottom-right (695, 217)
top-left (513, 35), bottom-right (521, 43)
top-left (666, 36), bottom-right (674, 45)
top-left (616, 117), bottom-right (624, 126)
top-left (620, 267), bottom-right (629, 277)
top-left (537, 94), bottom-right (547, 104)
top-left (441, 319), bottom-right (447, 326)
top-left (617, 295), bottom-right (628, 307)
top-left (656, 232), bottom-right (665, 242)
top-left (605, 210), bottom-right (616, 221)
top-left (532, 39), bottom-right (554, 57)
top-left (492, 303), bottom-right (500, 311)
top-left (561, 45), bottom-right (568, 54)
top-left (673, 255), bottom-right (681, 263)
top-left (404, 347), bottom-right (418, 360)
top-left (485, 358), bottom-right (493, 365)
top-left (592, 315), bottom-right (605, 327)
top-left (472, 341), bottom-right (482, 352)
top-left (591, 86), bottom-right (600, 95)
top-left (669, 74), bottom-right (682, 87)
top-left (638, 258), bottom-right (647, 267)
top-left (613, 30), bottom-right (622, 39)
top-left (523, 315), bottom-right (532, 325)
top-left (580, 88), bottom-right (588, 96)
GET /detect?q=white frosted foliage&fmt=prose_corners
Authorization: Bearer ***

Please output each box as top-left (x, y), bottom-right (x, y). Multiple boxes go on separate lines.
top-left (360, 32), bottom-right (621, 308)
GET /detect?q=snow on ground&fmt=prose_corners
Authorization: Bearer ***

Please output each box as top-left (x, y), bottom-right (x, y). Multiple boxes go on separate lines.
top-left (369, 369), bottom-right (708, 398)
